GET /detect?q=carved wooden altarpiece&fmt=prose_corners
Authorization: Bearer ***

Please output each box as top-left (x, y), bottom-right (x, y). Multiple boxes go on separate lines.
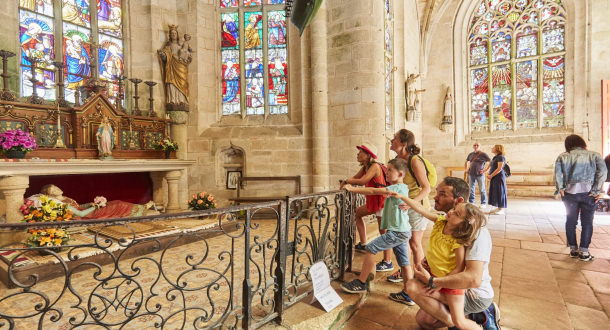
top-left (0, 93), bottom-right (169, 159)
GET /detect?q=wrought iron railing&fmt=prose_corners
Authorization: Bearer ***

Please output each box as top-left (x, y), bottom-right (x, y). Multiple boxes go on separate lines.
top-left (0, 190), bottom-right (356, 329)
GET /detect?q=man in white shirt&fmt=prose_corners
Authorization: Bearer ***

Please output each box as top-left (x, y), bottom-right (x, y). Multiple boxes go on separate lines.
top-left (407, 177), bottom-right (500, 329)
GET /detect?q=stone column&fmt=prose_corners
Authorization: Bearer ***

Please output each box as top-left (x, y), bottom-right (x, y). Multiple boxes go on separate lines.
top-left (168, 111), bottom-right (188, 160)
top-left (149, 172), bottom-right (166, 207)
top-left (0, 176), bottom-right (29, 246)
top-left (310, 2), bottom-right (330, 193)
top-left (165, 170), bottom-right (182, 213)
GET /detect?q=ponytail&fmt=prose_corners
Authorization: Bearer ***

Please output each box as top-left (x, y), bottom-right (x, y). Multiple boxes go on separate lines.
top-left (397, 129), bottom-right (420, 155)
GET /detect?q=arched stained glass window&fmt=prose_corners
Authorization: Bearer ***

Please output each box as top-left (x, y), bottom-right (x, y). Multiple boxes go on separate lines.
top-left (18, 0), bottom-right (124, 105)
top-left (221, 0), bottom-right (288, 116)
top-left (468, 0), bottom-right (565, 132)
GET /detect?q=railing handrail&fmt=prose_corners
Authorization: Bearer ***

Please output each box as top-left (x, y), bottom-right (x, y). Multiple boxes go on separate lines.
top-left (0, 200), bottom-right (283, 231)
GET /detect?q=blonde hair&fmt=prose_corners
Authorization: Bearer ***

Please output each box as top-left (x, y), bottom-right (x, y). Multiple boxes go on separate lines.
top-left (452, 203), bottom-right (487, 247)
top-left (494, 144), bottom-right (505, 155)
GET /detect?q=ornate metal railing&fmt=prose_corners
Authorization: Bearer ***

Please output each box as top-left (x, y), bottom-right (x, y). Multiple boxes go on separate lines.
top-left (0, 190), bottom-right (355, 329)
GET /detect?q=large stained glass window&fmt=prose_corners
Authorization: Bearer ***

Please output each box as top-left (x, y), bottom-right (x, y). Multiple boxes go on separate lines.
top-left (468, 0), bottom-right (565, 132)
top-left (18, 0), bottom-right (124, 105)
top-left (221, 0), bottom-right (288, 116)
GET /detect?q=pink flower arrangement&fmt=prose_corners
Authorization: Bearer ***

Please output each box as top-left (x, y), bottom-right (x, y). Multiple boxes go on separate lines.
top-left (93, 196), bottom-right (107, 208)
top-left (188, 191), bottom-right (217, 210)
top-left (0, 129), bottom-right (38, 153)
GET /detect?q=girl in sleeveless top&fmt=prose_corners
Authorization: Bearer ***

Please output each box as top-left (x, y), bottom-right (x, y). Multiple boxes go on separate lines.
top-left (341, 143), bottom-right (389, 260)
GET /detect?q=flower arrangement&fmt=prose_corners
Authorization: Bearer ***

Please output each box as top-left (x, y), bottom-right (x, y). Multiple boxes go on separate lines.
top-left (0, 129), bottom-right (38, 153)
top-left (93, 196), bottom-right (107, 208)
top-left (188, 191), bottom-right (217, 210)
top-left (20, 195), bottom-right (72, 247)
top-left (155, 137), bottom-right (178, 152)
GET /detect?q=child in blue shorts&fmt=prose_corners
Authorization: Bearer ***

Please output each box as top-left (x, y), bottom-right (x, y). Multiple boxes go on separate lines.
top-left (341, 158), bottom-right (415, 305)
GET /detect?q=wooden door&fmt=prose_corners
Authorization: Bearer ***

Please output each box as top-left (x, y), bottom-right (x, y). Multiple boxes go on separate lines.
top-left (602, 80), bottom-right (610, 156)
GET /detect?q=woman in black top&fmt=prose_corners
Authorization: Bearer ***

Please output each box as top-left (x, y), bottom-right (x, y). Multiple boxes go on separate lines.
top-left (486, 144), bottom-right (507, 214)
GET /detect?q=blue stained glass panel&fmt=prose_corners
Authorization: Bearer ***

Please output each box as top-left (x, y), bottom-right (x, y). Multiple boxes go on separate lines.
top-left (245, 0), bottom-right (262, 6)
top-left (245, 49), bottom-right (264, 115)
top-left (543, 26), bottom-right (564, 54)
top-left (97, 0), bottom-right (122, 38)
top-left (63, 22), bottom-right (91, 103)
top-left (62, 0), bottom-right (91, 28)
top-left (267, 0), bottom-right (285, 3)
top-left (20, 66), bottom-right (56, 101)
top-left (222, 50), bottom-right (240, 115)
top-left (517, 28), bottom-right (537, 58)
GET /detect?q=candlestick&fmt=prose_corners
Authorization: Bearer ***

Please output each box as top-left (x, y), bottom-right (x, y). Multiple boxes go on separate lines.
top-left (54, 103), bottom-right (66, 148)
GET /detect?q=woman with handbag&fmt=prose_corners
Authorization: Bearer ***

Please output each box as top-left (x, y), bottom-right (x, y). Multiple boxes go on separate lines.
top-left (554, 135), bottom-right (607, 261)
top-left (486, 144), bottom-right (508, 215)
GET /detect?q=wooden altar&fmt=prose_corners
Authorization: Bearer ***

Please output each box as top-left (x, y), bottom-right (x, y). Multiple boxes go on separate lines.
top-left (0, 92), bottom-right (169, 159)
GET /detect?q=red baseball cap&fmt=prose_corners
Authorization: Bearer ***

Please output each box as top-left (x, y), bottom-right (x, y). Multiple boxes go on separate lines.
top-left (356, 143), bottom-right (378, 159)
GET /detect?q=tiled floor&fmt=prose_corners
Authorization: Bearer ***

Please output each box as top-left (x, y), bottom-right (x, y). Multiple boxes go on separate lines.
top-left (339, 198), bottom-right (610, 330)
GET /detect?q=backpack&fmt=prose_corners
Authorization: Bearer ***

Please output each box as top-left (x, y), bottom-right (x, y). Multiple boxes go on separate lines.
top-left (373, 162), bottom-right (389, 187)
top-left (503, 162), bottom-right (511, 177)
top-left (407, 154), bottom-right (438, 188)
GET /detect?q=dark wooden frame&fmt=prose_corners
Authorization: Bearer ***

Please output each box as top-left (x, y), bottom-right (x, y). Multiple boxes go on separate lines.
top-left (226, 170), bottom-right (241, 190)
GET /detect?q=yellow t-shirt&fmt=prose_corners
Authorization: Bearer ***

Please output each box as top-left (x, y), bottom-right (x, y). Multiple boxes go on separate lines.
top-left (402, 156), bottom-right (431, 210)
top-left (425, 215), bottom-right (463, 277)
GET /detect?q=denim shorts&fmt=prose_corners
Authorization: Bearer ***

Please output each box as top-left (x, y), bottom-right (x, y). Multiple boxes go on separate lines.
top-left (365, 230), bottom-right (412, 267)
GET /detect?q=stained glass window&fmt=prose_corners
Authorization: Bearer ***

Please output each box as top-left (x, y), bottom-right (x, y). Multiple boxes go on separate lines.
top-left (384, 0), bottom-right (393, 131)
top-left (18, 1), bottom-right (125, 105)
top-left (220, 0), bottom-right (288, 116)
top-left (468, 0), bottom-right (566, 131)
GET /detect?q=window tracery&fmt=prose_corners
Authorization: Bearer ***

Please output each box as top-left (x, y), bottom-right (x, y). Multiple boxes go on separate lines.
top-left (468, 0), bottom-right (565, 132)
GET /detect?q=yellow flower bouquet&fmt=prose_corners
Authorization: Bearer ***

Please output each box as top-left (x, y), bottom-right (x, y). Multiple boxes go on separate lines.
top-left (21, 195), bottom-right (72, 248)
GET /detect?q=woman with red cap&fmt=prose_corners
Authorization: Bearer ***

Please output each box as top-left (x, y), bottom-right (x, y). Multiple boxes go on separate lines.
top-left (341, 143), bottom-right (388, 257)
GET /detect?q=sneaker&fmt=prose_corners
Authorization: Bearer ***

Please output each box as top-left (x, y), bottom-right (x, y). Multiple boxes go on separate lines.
top-left (375, 260), bottom-right (394, 272)
top-left (569, 250), bottom-right (579, 258)
top-left (341, 279), bottom-right (367, 293)
top-left (387, 269), bottom-right (403, 283)
top-left (388, 291), bottom-right (416, 306)
top-left (494, 209), bottom-right (505, 215)
top-left (482, 301), bottom-right (501, 330)
top-left (579, 252), bottom-right (594, 261)
top-left (354, 242), bottom-right (367, 252)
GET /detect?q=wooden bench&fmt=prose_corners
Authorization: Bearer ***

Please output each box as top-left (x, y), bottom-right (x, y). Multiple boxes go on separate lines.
top-left (229, 176), bottom-right (302, 205)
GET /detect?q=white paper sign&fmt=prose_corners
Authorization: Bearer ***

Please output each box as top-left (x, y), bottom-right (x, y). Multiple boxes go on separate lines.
top-left (309, 261), bottom-right (343, 312)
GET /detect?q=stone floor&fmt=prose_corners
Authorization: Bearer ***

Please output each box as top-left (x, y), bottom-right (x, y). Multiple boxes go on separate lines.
top-left (268, 197), bottom-right (610, 330)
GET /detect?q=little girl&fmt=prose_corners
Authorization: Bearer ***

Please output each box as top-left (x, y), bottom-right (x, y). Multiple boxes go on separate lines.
top-left (340, 144), bottom-right (388, 258)
top-left (391, 192), bottom-right (486, 330)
